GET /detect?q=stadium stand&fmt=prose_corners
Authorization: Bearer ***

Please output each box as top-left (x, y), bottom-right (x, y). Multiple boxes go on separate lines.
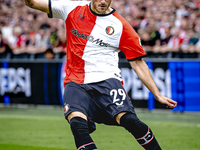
top-left (0, 0), bottom-right (200, 60)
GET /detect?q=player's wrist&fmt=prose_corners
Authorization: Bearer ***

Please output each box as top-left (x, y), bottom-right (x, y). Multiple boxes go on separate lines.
top-left (154, 93), bottom-right (162, 101)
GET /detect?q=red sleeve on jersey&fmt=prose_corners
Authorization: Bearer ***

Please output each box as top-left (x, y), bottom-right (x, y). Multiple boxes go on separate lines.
top-left (113, 12), bottom-right (146, 61)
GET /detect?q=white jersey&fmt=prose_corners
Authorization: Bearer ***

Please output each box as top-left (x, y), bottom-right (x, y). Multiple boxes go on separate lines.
top-left (48, 0), bottom-right (146, 85)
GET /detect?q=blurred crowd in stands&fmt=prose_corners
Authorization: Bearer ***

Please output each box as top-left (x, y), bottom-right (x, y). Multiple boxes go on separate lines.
top-left (0, 0), bottom-right (200, 60)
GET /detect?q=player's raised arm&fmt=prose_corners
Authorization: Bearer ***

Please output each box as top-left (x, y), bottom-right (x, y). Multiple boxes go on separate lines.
top-left (24, 0), bottom-right (49, 13)
top-left (130, 58), bottom-right (177, 109)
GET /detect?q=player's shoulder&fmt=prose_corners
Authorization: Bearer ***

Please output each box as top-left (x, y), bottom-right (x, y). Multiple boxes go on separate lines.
top-left (112, 11), bottom-right (136, 34)
top-left (114, 13), bottom-right (138, 39)
top-left (112, 12), bottom-right (130, 27)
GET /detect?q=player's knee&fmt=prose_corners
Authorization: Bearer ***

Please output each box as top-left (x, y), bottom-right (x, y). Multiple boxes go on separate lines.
top-left (119, 113), bottom-right (160, 149)
top-left (70, 117), bottom-right (98, 149)
top-left (120, 113), bottom-right (141, 132)
top-left (70, 117), bottom-right (89, 139)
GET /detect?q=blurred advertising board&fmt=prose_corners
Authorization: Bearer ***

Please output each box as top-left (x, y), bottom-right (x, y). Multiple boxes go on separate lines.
top-left (0, 60), bottom-right (200, 111)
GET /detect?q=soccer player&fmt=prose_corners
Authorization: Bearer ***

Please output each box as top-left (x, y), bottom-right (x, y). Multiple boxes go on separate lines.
top-left (24, 0), bottom-right (177, 149)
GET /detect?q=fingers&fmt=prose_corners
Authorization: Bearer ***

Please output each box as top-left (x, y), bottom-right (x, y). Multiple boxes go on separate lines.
top-left (166, 99), bottom-right (177, 109)
top-left (157, 96), bottom-right (177, 109)
top-left (166, 104), bottom-right (175, 109)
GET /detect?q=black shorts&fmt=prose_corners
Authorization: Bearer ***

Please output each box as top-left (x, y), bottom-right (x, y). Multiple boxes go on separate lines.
top-left (63, 78), bottom-right (136, 133)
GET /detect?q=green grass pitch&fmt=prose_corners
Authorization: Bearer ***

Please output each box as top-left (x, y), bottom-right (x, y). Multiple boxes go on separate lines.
top-left (0, 105), bottom-right (200, 150)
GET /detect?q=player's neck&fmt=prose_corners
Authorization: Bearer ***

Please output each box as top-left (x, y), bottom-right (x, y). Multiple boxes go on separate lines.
top-left (106, 7), bottom-right (113, 14)
top-left (90, 3), bottom-right (113, 15)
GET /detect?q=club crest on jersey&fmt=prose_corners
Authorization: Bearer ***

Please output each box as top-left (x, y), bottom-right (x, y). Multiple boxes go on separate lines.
top-left (64, 104), bottom-right (70, 114)
top-left (106, 26), bottom-right (114, 35)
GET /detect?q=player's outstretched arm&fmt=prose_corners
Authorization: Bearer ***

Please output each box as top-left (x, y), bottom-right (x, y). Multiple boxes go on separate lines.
top-left (24, 0), bottom-right (49, 13)
top-left (130, 59), bottom-right (177, 109)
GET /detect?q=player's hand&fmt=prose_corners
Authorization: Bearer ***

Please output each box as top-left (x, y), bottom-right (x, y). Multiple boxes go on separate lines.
top-left (156, 95), bottom-right (177, 109)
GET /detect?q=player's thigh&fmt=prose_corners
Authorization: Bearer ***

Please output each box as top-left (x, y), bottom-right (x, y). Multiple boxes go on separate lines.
top-left (63, 82), bottom-right (91, 122)
top-left (90, 78), bottom-right (136, 125)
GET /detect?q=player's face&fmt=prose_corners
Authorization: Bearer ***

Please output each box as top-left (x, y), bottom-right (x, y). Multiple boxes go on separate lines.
top-left (91, 0), bottom-right (112, 15)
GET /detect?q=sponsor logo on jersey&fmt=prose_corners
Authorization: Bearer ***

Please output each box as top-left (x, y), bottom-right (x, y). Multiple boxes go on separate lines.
top-left (70, 28), bottom-right (110, 47)
top-left (105, 26), bottom-right (114, 35)
top-left (78, 13), bottom-right (86, 20)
